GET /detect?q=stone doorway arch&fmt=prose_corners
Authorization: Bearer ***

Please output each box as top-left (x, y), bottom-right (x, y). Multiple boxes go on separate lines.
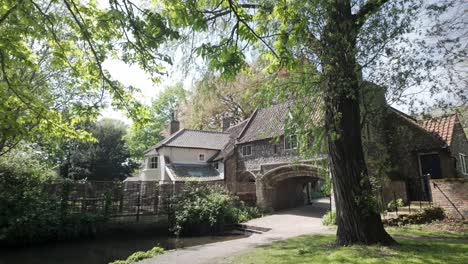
top-left (256, 164), bottom-right (323, 210)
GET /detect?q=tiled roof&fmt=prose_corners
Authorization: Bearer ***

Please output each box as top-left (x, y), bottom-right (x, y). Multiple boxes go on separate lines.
top-left (212, 119), bottom-right (250, 161)
top-left (237, 100), bottom-right (322, 144)
top-left (166, 163), bottom-right (223, 181)
top-left (421, 114), bottom-right (458, 146)
top-left (146, 129), bottom-right (230, 152)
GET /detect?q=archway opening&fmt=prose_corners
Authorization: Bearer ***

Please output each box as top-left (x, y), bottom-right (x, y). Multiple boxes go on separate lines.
top-left (257, 164), bottom-right (324, 210)
top-left (273, 176), bottom-right (318, 210)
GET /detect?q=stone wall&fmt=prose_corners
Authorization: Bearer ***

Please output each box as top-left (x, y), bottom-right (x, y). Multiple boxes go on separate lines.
top-left (430, 178), bottom-right (468, 219)
top-left (450, 121), bottom-right (468, 177)
top-left (385, 111), bottom-right (453, 200)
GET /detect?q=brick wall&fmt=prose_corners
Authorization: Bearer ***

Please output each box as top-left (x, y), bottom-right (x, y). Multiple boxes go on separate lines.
top-left (430, 178), bottom-right (468, 219)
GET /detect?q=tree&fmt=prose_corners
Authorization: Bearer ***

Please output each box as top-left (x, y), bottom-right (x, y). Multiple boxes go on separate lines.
top-left (156, 0), bottom-right (466, 245)
top-left (60, 119), bottom-right (133, 181)
top-left (125, 84), bottom-right (187, 158)
top-left (183, 66), bottom-right (264, 130)
top-left (0, 0), bottom-right (179, 155)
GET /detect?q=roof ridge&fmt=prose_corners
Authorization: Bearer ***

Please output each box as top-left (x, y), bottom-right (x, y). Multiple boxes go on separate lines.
top-left (183, 128), bottom-right (229, 134)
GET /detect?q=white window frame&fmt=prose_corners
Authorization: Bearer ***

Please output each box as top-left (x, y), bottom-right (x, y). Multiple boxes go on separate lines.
top-left (199, 153), bottom-right (205, 161)
top-left (241, 145), bottom-right (252, 156)
top-left (284, 134), bottom-right (298, 150)
top-left (149, 156), bottom-right (158, 169)
top-left (460, 153), bottom-right (468, 175)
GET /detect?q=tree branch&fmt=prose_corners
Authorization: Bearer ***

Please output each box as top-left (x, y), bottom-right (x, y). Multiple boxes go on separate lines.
top-left (0, 0), bottom-right (23, 25)
top-left (354, 0), bottom-right (389, 29)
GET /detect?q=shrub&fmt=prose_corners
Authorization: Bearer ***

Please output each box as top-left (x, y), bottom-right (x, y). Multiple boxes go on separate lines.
top-left (387, 198), bottom-right (405, 212)
top-left (109, 246), bottom-right (164, 264)
top-left (168, 183), bottom-right (260, 236)
top-left (322, 210), bottom-right (336, 226)
top-left (0, 160), bottom-right (107, 246)
top-left (383, 207), bottom-right (445, 226)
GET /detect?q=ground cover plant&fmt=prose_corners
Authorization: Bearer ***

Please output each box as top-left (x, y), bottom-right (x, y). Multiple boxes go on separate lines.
top-left (109, 246), bottom-right (164, 264)
top-left (383, 207), bottom-right (446, 226)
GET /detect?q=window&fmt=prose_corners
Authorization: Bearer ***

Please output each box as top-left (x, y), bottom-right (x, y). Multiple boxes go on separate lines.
top-left (199, 154), bottom-right (205, 161)
top-left (149, 156), bottom-right (158, 169)
top-left (284, 134), bottom-right (298, 150)
top-left (460, 153), bottom-right (468, 175)
top-left (241, 145), bottom-right (252, 156)
top-left (273, 144), bottom-right (278, 154)
top-left (213, 162), bottom-right (219, 169)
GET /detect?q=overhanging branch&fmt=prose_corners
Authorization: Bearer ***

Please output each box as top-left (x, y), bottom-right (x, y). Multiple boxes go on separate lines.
top-left (354, 0), bottom-right (389, 29)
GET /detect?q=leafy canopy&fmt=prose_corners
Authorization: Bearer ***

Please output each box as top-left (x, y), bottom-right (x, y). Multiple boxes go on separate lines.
top-left (0, 0), bottom-right (179, 155)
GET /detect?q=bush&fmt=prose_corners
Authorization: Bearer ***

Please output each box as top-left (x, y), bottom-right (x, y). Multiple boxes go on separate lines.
top-left (0, 159), bottom-right (107, 246)
top-left (383, 207), bottom-right (445, 226)
top-left (387, 198), bottom-right (405, 212)
top-left (322, 210), bottom-right (336, 226)
top-left (109, 246), bottom-right (164, 264)
top-left (168, 183), bottom-right (261, 236)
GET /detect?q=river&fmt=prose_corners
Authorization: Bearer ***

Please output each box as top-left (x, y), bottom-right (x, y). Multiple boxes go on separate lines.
top-left (0, 223), bottom-right (248, 264)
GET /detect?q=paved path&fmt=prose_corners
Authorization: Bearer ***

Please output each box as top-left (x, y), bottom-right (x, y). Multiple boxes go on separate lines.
top-left (140, 198), bottom-right (334, 264)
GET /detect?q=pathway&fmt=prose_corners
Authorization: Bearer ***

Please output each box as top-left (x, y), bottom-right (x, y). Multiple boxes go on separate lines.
top-left (140, 198), bottom-right (334, 264)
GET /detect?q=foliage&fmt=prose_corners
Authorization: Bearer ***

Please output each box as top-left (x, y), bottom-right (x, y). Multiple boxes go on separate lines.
top-left (320, 177), bottom-right (332, 197)
top-left (0, 0), bottom-right (180, 156)
top-left (228, 233), bottom-right (468, 264)
top-left (322, 210), bottom-right (336, 226)
top-left (387, 198), bottom-right (405, 212)
top-left (60, 118), bottom-right (135, 180)
top-left (168, 183), bottom-right (260, 236)
top-left (125, 84), bottom-right (187, 159)
top-left (0, 161), bottom-right (106, 246)
top-left (383, 207), bottom-right (446, 226)
top-left (181, 67), bottom-right (265, 130)
top-left (109, 246), bottom-right (165, 264)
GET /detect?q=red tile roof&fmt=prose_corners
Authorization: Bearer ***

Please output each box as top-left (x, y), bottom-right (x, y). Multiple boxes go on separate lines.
top-left (421, 114), bottom-right (458, 146)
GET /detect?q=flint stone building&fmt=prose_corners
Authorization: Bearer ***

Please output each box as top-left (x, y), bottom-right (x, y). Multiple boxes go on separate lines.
top-left (130, 99), bottom-right (468, 212)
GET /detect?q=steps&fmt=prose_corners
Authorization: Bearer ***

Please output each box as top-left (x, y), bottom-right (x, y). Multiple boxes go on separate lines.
top-left (234, 224), bottom-right (271, 234)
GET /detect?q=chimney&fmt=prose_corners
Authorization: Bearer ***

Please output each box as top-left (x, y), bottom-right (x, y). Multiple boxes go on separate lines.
top-left (222, 116), bottom-right (235, 132)
top-left (167, 112), bottom-right (180, 136)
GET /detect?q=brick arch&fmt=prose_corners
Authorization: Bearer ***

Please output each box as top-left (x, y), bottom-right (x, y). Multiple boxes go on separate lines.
top-left (238, 170), bottom-right (256, 182)
top-left (256, 164), bottom-right (323, 210)
top-left (260, 164), bottom-right (322, 187)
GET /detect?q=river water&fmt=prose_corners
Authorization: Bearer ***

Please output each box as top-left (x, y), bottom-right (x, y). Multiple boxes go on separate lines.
top-left (0, 224), bottom-right (248, 264)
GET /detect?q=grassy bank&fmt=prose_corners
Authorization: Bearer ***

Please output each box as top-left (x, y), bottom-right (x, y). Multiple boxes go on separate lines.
top-left (228, 223), bottom-right (468, 264)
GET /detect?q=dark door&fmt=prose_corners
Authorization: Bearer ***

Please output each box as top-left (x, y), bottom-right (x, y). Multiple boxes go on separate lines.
top-left (420, 153), bottom-right (442, 179)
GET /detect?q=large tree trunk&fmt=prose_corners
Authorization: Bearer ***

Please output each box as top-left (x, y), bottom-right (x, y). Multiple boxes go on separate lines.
top-left (322, 1), bottom-right (395, 246)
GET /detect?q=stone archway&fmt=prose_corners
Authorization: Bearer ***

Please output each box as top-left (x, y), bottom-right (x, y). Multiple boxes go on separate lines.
top-left (256, 164), bottom-right (323, 210)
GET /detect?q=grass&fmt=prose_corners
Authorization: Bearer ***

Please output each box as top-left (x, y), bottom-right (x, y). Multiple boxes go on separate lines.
top-left (228, 224), bottom-right (468, 264)
top-left (386, 221), bottom-right (468, 239)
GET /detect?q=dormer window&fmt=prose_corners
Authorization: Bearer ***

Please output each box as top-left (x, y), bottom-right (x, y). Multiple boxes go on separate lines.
top-left (199, 154), bottom-right (205, 161)
top-left (242, 145), bottom-right (252, 156)
top-left (149, 156), bottom-right (158, 169)
top-left (284, 134), bottom-right (298, 150)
